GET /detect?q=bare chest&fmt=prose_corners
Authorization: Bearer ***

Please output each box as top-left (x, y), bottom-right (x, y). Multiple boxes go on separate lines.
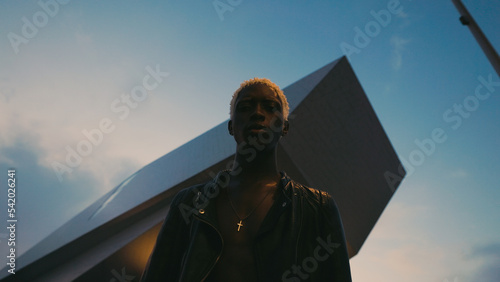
top-left (207, 191), bottom-right (275, 281)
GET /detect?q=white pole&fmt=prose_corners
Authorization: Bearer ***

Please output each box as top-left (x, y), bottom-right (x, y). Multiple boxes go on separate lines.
top-left (451, 0), bottom-right (500, 77)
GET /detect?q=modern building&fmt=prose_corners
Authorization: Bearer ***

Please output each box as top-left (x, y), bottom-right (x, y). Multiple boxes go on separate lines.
top-left (1, 56), bottom-right (405, 281)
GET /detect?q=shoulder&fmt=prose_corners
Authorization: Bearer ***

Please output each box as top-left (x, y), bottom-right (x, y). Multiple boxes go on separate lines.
top-left (171, 170), bottom-right (229, 208)
top-left (289, 179), bottom-right (341, 223)
top-left (170, 182), bottom-right (208, 207)
top-left (291, 179), bottom-right (335, 207)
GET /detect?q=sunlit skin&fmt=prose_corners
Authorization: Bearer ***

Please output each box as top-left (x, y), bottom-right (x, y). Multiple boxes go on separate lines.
top-left (207, 83), bottom-right (289, 282)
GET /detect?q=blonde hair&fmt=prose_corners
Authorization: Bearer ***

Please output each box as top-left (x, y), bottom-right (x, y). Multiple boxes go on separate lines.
top-left (230, 78), bottom-right (289, 120)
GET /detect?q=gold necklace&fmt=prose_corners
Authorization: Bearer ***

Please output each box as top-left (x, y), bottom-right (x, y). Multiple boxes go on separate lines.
top-left (226, 185), bottom-right (276, 232)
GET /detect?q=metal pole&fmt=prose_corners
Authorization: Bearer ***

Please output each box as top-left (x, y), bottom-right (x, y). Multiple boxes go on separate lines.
top-left (451, 0), bottom-right (500, 77)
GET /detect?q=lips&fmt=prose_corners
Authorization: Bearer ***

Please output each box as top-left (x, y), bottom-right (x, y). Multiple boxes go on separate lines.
top-left (246, 124), bottom-right (267, 131)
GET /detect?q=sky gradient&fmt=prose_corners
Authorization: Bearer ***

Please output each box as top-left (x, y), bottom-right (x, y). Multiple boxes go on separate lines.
top-left (1, 0), bottom-right (499, 281)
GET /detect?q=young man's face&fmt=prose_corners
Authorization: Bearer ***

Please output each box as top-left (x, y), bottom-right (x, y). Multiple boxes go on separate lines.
top-left (229, 83), bottom-right (289, 151)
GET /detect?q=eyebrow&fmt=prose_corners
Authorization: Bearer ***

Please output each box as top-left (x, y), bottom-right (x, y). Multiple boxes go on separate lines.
top-left (238, 97), bottom-right (281, 104)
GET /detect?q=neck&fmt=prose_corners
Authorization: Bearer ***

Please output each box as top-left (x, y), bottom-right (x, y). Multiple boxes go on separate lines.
top-left (230, 147), bottom-right (280, 190)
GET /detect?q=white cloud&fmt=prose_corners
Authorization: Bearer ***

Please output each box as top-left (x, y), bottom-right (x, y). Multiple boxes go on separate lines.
top-left (350, 200), bottom-right (481, 281)
top-left (390, 35), bottom-right (411, 71)
top-left (397, 11), bottom-right (409, 19)
top-left (460, 242), bottom-right (500, 281)
top-left (448, 168), bottom-right (469, 179)
top-left (75, 29), bottom-right (93, 47)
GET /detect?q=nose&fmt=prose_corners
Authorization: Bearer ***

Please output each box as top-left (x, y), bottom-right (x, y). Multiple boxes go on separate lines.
top-left (251, 104), bottom-right (265, 120)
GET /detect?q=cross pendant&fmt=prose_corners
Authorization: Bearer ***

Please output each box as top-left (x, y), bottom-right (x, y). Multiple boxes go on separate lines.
top-left (237, 220), bottom-right (243, 231)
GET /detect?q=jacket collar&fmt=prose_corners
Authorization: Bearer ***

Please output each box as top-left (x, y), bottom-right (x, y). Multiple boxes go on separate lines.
top-left (256, 171), bottom-right (294, 236)
top-left (192, 170), bottom-right (295, 235)
top-left (191, 171), bottom-right (228, 228)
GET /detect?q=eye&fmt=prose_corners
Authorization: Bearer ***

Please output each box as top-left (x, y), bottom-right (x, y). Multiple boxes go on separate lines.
top-left (236, 103), bottom-right (252, 112)
top-left (267, 103), bottom-right (281, 112)
top-left (265, 105), bottom-right (276, 112)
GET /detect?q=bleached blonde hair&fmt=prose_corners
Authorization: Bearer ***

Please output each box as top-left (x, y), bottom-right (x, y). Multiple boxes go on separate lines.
top-left (230, 77), bottom-right (289, 121)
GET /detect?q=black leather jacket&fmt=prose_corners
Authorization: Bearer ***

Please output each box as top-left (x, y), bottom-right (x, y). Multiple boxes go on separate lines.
top-left (142, 171), bottom-right (352, 281)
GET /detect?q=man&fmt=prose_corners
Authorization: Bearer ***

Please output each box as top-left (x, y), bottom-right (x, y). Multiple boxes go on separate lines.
top-left (141, 78), bottom-right (352, 281)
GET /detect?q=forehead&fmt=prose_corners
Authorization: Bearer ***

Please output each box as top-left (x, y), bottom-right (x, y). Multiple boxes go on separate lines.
top-left (236, 84), bottom-right (281, 104)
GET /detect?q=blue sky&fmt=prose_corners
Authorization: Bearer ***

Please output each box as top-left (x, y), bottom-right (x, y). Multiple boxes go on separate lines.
top-left (1, 0), bottom-right (499, 281)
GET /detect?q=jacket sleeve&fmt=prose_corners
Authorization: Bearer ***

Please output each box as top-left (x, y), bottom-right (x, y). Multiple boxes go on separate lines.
top-left (141, 189), bottom-right (191, 281)
top-left (321, 194), bottom-right (352, 282)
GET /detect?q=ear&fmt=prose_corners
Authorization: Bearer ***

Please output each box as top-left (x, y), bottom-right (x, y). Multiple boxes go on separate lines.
top-left (282, 120), bottom-right (289, 136)
top-left (228, 120), bottom-right (234, 136)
